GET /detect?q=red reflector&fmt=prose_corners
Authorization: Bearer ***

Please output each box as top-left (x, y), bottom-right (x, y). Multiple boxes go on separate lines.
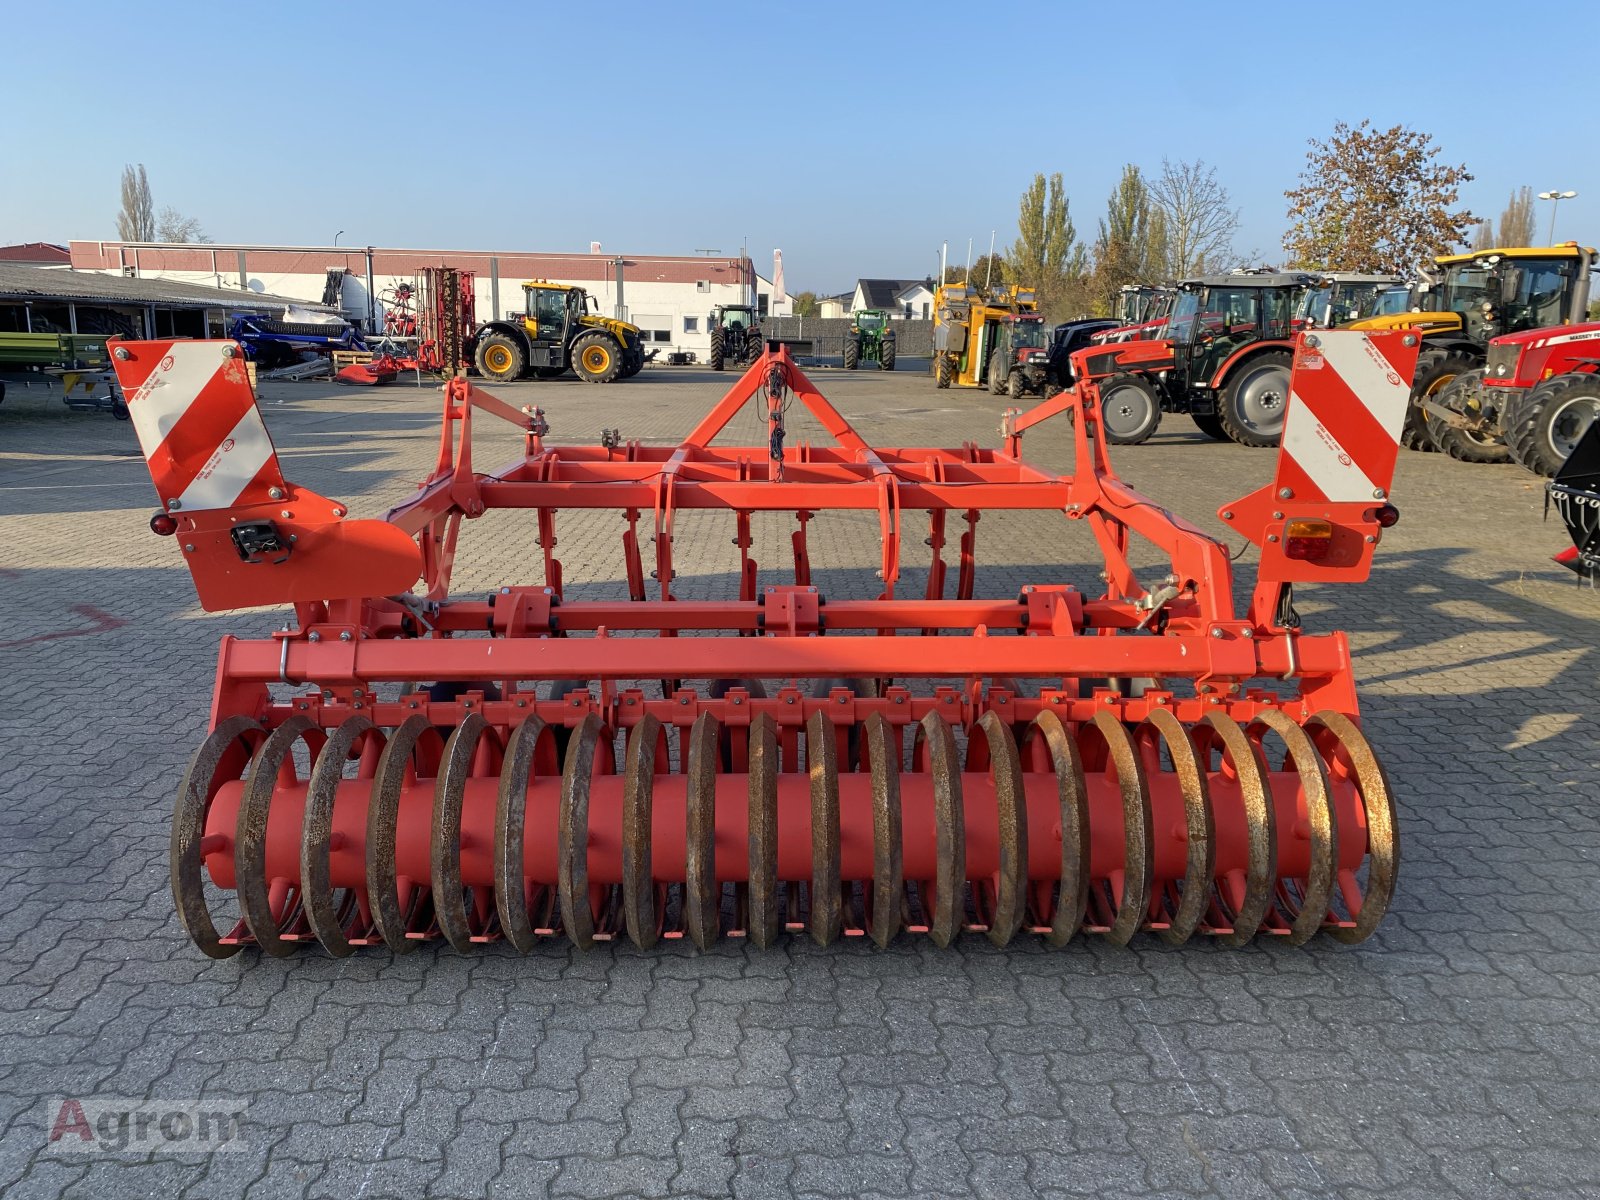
top-left (149, 512), bottom-right (178, 536)
top-left (1375, 504), bottom-right (1400, 528)
top-left (1283, 519), bottom-right (1332, 562)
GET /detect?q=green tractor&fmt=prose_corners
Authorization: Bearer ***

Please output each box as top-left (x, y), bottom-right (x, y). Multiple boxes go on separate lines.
top-left (844, 309), bottom-right (896, 371)
top-left (708, 304), bottom-right (763, 371)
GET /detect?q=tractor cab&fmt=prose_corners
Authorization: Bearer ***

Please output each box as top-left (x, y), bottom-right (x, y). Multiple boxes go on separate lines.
top-left (711, 304), bottom-right (757, 334)
top-left (1432, 250), bottom-right (1591, 342)
top-left (1166, 275), bottom-right (1306, 380)
top-left (1296, 273), bottom-right (1406, 328)
top-left (996, 314), bottom-right (1047, 360)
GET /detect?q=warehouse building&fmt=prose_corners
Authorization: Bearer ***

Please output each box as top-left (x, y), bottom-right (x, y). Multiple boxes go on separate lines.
top-left (0, 261), bottom-right (325, 340)
top-left (67, 242), bottom-right (791, 358)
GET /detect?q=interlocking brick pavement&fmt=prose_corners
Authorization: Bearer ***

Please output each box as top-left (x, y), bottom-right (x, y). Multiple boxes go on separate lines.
top-left (2, 361), bottom-right (1598, 1199)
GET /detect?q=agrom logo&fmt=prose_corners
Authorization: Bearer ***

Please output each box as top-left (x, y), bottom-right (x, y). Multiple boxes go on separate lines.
top-left (48, 1097), bottom-right (247, 1154)
top-left (220, 437), bottom-right (235, 453)
top-left (159, 354), bottom-right (176, 373)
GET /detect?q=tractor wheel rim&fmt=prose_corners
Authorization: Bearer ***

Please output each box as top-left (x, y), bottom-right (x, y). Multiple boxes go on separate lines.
top-left (1552, 397), bottom-right (1600, 458)
top-left (584, 346), bottom-right (610, 372)
top-left (485, 347), bottom-right (510, 372)
top-left (1237, 366), bottom-right (1291, 433)
top-left (1101, 387), bottom-right (1153, 437)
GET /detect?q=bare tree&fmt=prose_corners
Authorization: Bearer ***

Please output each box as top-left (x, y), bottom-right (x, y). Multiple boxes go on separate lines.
top-left (156, 206), bottom-right (211, 244)
top-left (1148, 158), bottom-right (1241, 277)
top-left (1283, 120), bottom-right (1475, 272)
top-left (116, 164), bottom-right (154, 242)
top-left (1471, 220), bottom-right (1495, 251)
top-left (1496, 186), bottom-right (1536, 247)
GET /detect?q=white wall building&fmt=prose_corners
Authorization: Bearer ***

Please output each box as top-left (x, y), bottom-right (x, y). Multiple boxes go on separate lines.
top-left (67, 241), bottom-right (791, 359)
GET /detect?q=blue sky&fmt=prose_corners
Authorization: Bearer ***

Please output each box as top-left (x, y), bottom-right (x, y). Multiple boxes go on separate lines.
top-left (3, 1), bottom-right (1596, 292)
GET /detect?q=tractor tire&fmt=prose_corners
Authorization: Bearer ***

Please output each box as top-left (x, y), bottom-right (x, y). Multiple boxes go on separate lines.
top-left (987, 351), bottom-right (1007, 395)
top-left (1191, 411), bottom-right (1230, 442)
top-left (747, 327), bottom-right (764, 363)
top-left (570, 333), bottom-right (624, 384)
top-left (1217, 351), bottom-right (1292, 448)
top-left (1423, 370), bottom-right (1510, 463)
top-left (709, 330), bottom-right (726, 372)
top-left (1007, 369), bottom-right (1025, 400)
top-left (474, 334), bottom-right (525, 383)
top-left (1504, 372), bottom-right (1600, 477)
top-left (1099, 374), bottom-right (1162, 445)
top-left (1405, 349), bottom-right (1479, 452)
top-left (881, 337), bottom-right (896, 371)
top-left (935, 353), bottom-right (953, 389)
top-left (844, 338), bottom-right (859, 370)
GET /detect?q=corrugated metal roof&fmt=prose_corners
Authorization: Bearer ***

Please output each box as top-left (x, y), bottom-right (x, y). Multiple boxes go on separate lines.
top-left (0, 263), bottom-right (323, 311)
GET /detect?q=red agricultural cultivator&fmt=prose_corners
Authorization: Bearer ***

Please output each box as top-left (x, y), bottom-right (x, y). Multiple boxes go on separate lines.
top-left (110, 328), bottom-right (1417, 958)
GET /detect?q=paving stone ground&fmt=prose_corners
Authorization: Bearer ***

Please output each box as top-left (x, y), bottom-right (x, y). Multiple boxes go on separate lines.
top-left (1, 360), bottom-right (1598, 1199)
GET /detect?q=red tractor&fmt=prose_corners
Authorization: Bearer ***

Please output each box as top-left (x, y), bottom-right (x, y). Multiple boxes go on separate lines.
top-left (1082, 273), bottom-right (1316, 446)
top-left (1474, 323), bottom-right (1600, 477)
top-left (984, 312), bottom-right (1053, 398)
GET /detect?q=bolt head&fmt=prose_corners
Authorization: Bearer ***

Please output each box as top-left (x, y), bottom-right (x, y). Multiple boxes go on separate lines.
top-left (1221, 510), bottom-right (1234, 520)
top-left (182, 543), bottom-right (195, 552)
top-left (1402, 334), bottom-right (1418, 347)
top-left (1278, 487), bottom-right (1293, 500)
top-left (221, 344), bottom-right (236, 359)
top-left (308, 631), bottom-right (321, 642)
top-left (1372, 488), bottom-right (1386, 500)
top-left (1365, 534), bottom-right (1377, 543)
top-left (113, 346), bottom-right (130, 361)
top-left (1305, 334), bottom-right (1321, 348)
top-left (339, 631), bottom-right (352, 642)
top-left (1211, 627), bottom-right (1225, 638)
top-left (269, 487), bottom-right (284, 501)
top-left (166, 498), bottom-right (181, 511)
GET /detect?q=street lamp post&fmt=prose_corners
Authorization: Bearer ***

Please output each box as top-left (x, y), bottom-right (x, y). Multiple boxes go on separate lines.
top-left (1537, 191), bottom-right (1576, 244)
top-left (334, 230), bottom-right (345, 247)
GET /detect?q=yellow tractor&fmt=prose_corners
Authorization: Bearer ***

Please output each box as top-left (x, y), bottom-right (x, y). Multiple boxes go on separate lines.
top-left (931, 282), bottom-right (1040, 389)
top-left (1350, 244), bottom-right (1595, 452)
top-left (471, 280), bottom-right (645, 384)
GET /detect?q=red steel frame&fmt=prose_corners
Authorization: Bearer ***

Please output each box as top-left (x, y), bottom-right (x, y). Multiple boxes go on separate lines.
top-left (109, 333), bottom-right (1420, 953)
top-left (146, 336), bottom-right (1416, 741)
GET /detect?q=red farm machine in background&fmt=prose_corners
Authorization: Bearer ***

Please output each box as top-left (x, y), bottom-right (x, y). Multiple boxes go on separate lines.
top-left (110, 327), bottom-right (1417, 958)
top-left (339, 267), bottom-right (477, 385)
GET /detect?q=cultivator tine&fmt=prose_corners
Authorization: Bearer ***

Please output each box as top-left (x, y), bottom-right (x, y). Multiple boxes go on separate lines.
top-left (118, 333), bottom-right (1419, 960)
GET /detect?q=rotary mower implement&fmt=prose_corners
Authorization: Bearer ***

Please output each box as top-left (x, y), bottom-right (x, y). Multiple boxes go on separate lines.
top-left (110, 328), bottom-right (1417, 958)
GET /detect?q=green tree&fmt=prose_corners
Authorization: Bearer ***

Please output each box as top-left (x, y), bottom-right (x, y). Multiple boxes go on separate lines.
top-left (116, 164), bottom-right (154, 242)
top-left (1283, 120), bottom-right (1475, 272)
top-left (943, 254), bottom-right (1007, 289)
top-left (1496, 186), bottom-right (1536, 247)
top-left (791, 290), bottom-right (819, 317)
top-left (1089, 165), bottom-right (1164, 313)
top-left (1004, 172), bottom-right (1086, 311)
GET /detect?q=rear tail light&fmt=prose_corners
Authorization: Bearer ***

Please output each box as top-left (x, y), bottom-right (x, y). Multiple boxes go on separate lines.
top-left (1283, 519), bottom-right (1332, 561)
top-left (150, 512), bottom-right (178, 536)
top-left (1374, 504), bottom-right (1400, 528)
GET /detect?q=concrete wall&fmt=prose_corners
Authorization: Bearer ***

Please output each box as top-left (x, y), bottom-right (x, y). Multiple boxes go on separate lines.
top-left (761, 317), bottom-right (934, 358)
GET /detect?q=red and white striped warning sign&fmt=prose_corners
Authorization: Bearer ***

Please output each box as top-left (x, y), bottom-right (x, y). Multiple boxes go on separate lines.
top-left (1278, 332), bottom-right (1411, 503)
top-left (114, 340), bottom-right (285, 513)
